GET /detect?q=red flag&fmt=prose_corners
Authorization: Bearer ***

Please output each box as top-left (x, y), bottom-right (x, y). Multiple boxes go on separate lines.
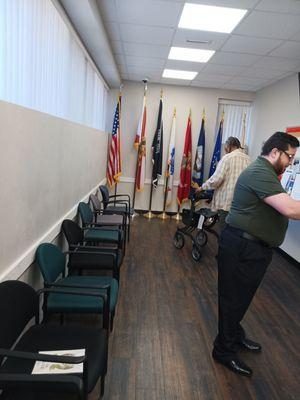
top-left (177, 113), bottom-right (192, 205)
top-left (107, 95), bottom-right (121, 187)
top-left (135, 87), bottom-right (147, 191)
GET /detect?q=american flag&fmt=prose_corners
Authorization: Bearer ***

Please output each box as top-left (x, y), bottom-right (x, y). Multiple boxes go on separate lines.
top-left (107, 95), bottom-right (121, 187)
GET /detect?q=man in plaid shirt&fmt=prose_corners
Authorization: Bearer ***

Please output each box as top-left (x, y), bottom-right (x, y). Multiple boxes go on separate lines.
top-left (197, 137), bottom-right (251, 230)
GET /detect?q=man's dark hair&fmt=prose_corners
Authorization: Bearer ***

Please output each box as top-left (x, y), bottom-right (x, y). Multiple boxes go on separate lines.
top-left (225, 136), bottom-right (241, 149)
top-left (261, 131), bottom-right (299, 155)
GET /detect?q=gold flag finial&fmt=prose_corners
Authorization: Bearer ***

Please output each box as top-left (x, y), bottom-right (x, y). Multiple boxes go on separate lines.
top-left (202, 108), bottom-right (206, 121)
top-left (189, 107), bottom-right (192, 117)
top-left (173, 107), bottom-right (176, 116)
top-left (221, 110), bottom-right (225, 122)
top-left (160, 89), bottom-right (163, 99)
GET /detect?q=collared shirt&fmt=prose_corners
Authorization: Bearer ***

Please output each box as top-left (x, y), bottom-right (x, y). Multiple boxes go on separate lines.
top-left (202, 149), bottom-right (251, 212)
top-left (227, 156), bottom-right (288, 247)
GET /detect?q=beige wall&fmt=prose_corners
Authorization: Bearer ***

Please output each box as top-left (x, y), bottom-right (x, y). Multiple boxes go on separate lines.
top-left (249, 73), bottom-right (300, 262)
top-left (0, 100), bottom-right (108, 281)
top-left (107, 81), bottom-right (255, 212)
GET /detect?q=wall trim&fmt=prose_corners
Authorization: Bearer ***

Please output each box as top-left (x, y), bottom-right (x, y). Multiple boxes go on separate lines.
top-left (0, 179), bottom-right (106, 282)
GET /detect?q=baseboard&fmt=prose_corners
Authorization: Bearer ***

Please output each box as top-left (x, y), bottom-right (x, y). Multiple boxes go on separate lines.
top-left (0, 179), bottom-right (106, 282)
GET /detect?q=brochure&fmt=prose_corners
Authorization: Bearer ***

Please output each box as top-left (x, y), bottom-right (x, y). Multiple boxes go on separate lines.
top-left (32, 349), bottom-right (85, 374)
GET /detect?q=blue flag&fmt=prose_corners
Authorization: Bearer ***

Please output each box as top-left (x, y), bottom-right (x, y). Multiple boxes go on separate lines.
top-left (191, 117), bottom-right (205, 189)
top-left (209, 118), bottom-right (223, 177)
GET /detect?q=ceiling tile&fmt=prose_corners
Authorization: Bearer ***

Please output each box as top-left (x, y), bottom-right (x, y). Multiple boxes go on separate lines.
top-left (126, 65), bottom-right (163, 78)
top-left (195, 73), bottom-right (232, 83)
top-left (221, 35), bottom-right (282, 55)
top-left (228, 76), bottom-right (270, 85)
top-left (160, 77), bottom-right (193, 86)
top-left (202, 63), bottom-right (244, 75)
top-left (165, 59), bottom-right (206, 72)
top-left (172, 30), bottom-right (228, 51)
top-left (290, 30), bottom-right (300, 41)
top-left (254, 56), bottom-right (300, 71)
top-left (222, 82), bottom-right (255, 91)
top-left (119, 24), bottom-right (174, 46)
top-left (240, 67), bottom-right (289, 79)
top-left (255, 0), bottom-right (300, 14)
top-left (183, 0), bottom-right (257, 8)
top-left (115, 0), bottom-right (182, 27)
top-left (191, 80), bottom-right (222, 89)
top-left (123, 42), bottom-right (169, 58)
top-left (235, 11), bottom-right (300, 40)
top-left (210, 51), bottom-right (260, 66)
top-left (269, 41), bottom-right (300, 59)
top-left (125, 55), bottom-right (166, 69)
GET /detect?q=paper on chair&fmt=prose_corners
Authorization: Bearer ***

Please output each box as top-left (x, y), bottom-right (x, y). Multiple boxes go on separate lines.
top-left (32, 349), bottom-right (85, 374)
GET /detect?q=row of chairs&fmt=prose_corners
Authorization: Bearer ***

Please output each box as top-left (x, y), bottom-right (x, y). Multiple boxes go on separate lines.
top-left (0, 186), bottom-right (133, 400)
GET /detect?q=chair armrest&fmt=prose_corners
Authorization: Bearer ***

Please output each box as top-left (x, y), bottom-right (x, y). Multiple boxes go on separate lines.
top-left (38, 288), bottom-right (109, 329)
top-left (109, 194), bottom-right (131, 207)
top-left (0, 348), bottom-right (85, 364)
top-left (102, 200), bottom-right (128, 213)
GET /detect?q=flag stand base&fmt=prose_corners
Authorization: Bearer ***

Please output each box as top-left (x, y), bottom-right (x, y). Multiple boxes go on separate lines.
top-left (158, 212), bottom-right (168, 220)
top-left (172, 212), bottom-right (181, 221)
top-left (144, 211), bottom-right (154, 219)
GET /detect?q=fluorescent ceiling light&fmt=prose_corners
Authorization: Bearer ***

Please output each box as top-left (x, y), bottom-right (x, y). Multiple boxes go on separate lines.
top-left (178, 3), bottom-right (247, 33)
top-left (169, 47), bottom-right (215, 63)
top-left (162, 69), bottom-right (197, 80)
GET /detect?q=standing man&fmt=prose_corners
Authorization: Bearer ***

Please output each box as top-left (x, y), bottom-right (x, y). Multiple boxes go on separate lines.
top-left (213, 131), bottom-right (300, 377)
top-left (197, 137), bottom-right (251, 230)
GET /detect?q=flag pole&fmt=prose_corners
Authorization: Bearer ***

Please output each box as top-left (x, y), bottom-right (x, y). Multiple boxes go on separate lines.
top-left (114, 84), bottom-right (123, 202)
top-left (132, 79), bottom-right (148, 212)
top-left (241, 111), bottom-right (247, 149)
top-left (145, 89), bottom-right (163, 219)
top-left (159, 106), bottom-right (176, 220)
top-left (173, 107), bottom-right (192, 220)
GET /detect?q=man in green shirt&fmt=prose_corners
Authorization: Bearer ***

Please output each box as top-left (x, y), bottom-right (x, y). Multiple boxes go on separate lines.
top-left (212, 132), bottom-right (300, 377)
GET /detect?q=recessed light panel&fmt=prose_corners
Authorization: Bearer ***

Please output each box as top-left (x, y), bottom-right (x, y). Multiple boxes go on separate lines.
top-left (178, 3), bottom-right (247, 34)
top-left (162, 69), bottom-right (198, 80)
top-left (169, 47), bottom-right (215, 63)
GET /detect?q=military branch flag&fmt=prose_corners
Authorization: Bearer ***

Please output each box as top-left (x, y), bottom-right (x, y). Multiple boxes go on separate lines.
top-left (191, 110), bottom-right (205, 189)
top-left (135, 84), bottom-right (147, 191)
top-left (177, 112), bottom-right (192, 205)
top-left (134, 88), bottom-right (147, 150)
top-left (152, 95), bottom-right (164, 188)
top-left (209, 114), bottom-right (224, 177)
top-left (165, 109), bottom-right (176, 206)
top-left (107, 94), bottom-right (122, 187)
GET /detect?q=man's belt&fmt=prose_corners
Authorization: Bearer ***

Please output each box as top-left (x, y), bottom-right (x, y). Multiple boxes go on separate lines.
top-left (226, 226), bottom-right (272, 248)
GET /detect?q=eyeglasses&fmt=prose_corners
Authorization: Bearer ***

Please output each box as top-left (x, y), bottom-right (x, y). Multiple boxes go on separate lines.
top-left (281, 150), bottom-right (295, 161)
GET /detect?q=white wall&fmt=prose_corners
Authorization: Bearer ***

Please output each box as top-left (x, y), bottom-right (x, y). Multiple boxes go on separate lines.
top-left (250, 73), bottom-right (300, 262)
top-left (0, 100), bottom-right (108, 281)
top-left (107, 81), bottom-right (255, 212)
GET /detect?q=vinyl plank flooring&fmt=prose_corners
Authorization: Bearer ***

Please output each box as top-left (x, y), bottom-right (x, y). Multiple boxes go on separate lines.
top-left (98, 217), bottom-right (300, 400)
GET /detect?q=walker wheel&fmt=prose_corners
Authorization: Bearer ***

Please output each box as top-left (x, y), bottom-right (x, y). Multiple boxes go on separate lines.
top-left (195, 230), bottom-right (208, 247)
top-left (204, 215), bottom-right (218, 228)
top-left (192, 244), bottom-right (202, 261)
top-left (173, 232), bottom-right (185, 249)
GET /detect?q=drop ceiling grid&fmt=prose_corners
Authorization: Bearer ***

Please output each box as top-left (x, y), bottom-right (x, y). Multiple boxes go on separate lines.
top-left (98, 0), bottom-right (300, 91)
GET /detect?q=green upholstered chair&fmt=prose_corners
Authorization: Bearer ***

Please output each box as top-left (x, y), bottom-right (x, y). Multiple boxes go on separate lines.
top-left (0, 280), bottom-right (108, 399)
top-left (62, 219), bottom-right (122, 281)
top-left (36, 243), bottom-right (118, 331)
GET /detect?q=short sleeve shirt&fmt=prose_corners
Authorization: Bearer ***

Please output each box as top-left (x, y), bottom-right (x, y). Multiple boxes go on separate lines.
top-left (227, 156), bottom-right (289, 247)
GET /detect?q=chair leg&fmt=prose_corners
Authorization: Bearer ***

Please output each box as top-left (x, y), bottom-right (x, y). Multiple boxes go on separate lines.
top-left (110, 311), bottom-right (114, 332)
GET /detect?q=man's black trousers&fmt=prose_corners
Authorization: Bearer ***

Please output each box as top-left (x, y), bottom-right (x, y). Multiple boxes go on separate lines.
top-left (213, 226), bottom-right (273, 360)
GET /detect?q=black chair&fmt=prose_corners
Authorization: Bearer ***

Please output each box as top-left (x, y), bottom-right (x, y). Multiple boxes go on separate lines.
top-left (62, 219), bottom-right (122, 281)
top-left (0, 280), bottom-right (108, 399)
top-left (36, 243), bottom-right (119, 331)
top-left (99, 185), bottom-right (133, 240)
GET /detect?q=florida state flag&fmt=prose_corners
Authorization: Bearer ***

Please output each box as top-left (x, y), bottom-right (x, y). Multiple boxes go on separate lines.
top-left (177, 113), bottom-right (192, 205)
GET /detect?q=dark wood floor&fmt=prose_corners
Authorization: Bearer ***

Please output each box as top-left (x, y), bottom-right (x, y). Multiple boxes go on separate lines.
top-left (97, 216), bottom-right (300, 400)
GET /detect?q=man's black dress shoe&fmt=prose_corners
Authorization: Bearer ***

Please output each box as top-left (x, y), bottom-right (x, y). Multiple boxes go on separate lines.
top-left (239, 338), bottom-right (262, 352)
top-left (212, 353), bottom-right (253, 377)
